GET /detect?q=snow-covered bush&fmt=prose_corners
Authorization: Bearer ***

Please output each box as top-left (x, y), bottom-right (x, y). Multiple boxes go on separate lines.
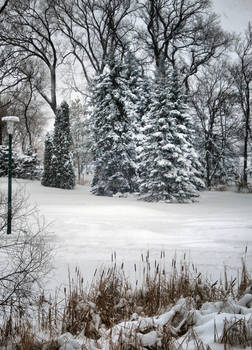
top-left (14, 153), bottom-right (41, 179)
top-left (0, 146), bottom-right (10, 177)
top-left (0, 145), bottom-right (41, 180)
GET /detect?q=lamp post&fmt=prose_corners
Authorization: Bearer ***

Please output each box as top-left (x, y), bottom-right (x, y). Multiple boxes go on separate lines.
top-left (2, 116), bottom-right (19, 234)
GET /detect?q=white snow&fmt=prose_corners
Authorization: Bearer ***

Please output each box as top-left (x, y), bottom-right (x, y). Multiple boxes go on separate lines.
top-left (0, 177), bottom-right (251, 293)
top-left (0, 177), bottom-right (252, 349)
top-left (53, 297), bottom-right (252, 349)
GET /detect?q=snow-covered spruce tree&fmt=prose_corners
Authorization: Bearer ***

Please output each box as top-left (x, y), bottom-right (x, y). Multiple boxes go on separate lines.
top-left (41, 133), bottom-right (55, 187)
top-left (90, 63), bottom-right (137, 196)
top-left (138, 66), bottom-right (204, 202)
top-left (123, 53), bottom-right (151, 129)
top-left (52, 102), bottom-right (75, 189)
top-left (122, 53), bottom-right (153, 173)
top-left (169, 68), bottom-right (205, 192)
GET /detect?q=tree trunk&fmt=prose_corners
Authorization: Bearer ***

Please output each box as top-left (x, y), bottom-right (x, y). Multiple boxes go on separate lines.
top-left (50, 67), bottom-right (57, 114)
top-left (243, 107), bottom-right (250, 186)
top-left (0, 120), bottom-right (2, 145)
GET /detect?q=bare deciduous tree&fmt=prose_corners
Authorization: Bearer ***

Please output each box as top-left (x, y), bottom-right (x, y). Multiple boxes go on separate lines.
top-left (0, 189), bottom-right (52, 309)
top-left (137, 0), bottom-right (231, 88)
top-left (230, 23), bottom-right (252, 186)
top-left (191, 62), bottom-right (240, 187)
top-left (0, 0), bottom-right (9, 14)
top-left (0, 0), bottom-right (66, 114)
top-left (0, 79), bottom-right (47, 153)
top-left (55, 0), bottom-right (136, 85)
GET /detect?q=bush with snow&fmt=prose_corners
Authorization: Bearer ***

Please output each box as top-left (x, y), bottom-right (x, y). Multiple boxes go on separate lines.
top-left (0, 145), bottom-right (41, 180)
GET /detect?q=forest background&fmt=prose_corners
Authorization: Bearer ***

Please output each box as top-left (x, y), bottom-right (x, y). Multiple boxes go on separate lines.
top-left (0, 0), bottom-right (252, 195)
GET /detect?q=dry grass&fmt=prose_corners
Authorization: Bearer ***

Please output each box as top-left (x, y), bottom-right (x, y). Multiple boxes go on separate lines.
top-left (0, 252), bottom-right (251, 349)
top-left (238, 249), bottom-right (252, 296)
top-left (59, 252), bottom-right (230, 339)
top-left (218, 317), bottom-right (252, 348)
top-left (180, 328), bottom-right (213, 350)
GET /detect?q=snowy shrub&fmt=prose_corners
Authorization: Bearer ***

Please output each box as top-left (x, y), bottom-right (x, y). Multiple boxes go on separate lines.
top-left (14, 153), bottom-right (41, 179)
top-left (0, 146), bottom-right (10, 177)
top-left (0, 145), bottom-right (41, 180)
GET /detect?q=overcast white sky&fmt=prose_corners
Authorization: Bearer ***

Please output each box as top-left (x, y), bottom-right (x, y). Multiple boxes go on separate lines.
top-left (212, 0), bottom-right (252, 34)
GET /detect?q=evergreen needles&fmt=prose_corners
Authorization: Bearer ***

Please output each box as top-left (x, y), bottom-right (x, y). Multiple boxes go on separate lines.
top-left (41, 102), bottom-right (75, 189)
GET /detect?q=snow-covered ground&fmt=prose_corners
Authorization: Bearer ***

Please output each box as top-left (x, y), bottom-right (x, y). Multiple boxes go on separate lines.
top-left (0, 177), bottom-right (251, 292)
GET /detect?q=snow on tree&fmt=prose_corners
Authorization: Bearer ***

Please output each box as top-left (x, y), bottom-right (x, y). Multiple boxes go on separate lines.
top-left (123, 53), bottom-right (151, 126)
top-left (90, 63), bottom-right (137, 196)
top-left (0, 145), bottom-right (41, 179)
top-left (169, 68), bottom-right (205, 192)
top-left (53, 101), bottom-right (75, 189)
top-left (122, 53), bottom-right (152, 171)
top-left (41, 102), bottom-right (75, 189)
top-left (41, 133), bottom-right (54, 187)
top-left (138, 66), bottom-right (204, 202)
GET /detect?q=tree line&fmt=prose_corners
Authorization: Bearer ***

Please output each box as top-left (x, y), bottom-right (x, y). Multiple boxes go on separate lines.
top-left (0, 0), bottom-right (251, 197)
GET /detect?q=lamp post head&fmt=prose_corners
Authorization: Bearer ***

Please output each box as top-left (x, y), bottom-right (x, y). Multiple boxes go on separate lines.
top-left (2, 116), bottom-right (19, 135)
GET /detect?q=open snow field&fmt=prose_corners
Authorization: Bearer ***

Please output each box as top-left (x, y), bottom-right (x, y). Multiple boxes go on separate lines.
top-left (0, 177), bottom-right (251, 291)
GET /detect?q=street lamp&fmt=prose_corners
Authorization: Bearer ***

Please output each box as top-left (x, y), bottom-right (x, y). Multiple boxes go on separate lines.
top-left (2, 116), bottom-right (19, 234)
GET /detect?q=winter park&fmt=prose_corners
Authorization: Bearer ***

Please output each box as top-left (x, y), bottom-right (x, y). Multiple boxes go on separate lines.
top-left (0, 0), bottom-right (252, 349)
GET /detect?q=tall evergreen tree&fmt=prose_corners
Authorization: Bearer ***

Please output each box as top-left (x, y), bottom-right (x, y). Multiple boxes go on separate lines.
top-left (53, 101), bottom-right (75, 189)
top-left (122, 53), bottom-right (152, 170)
top-left (138, 67), bottom-right (204, 202)
top-left (169, 68), bottom-right (205, 192)
top-left (90, 63), bottom-right (136, 196)
top-left (41, 102), bottom-right (75, 189)
top-left (41, 133), bottom-right (54, 187)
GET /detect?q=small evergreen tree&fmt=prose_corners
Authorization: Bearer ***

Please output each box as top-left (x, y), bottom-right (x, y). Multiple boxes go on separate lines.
top-left (90, 63), bottom-right (136, 196)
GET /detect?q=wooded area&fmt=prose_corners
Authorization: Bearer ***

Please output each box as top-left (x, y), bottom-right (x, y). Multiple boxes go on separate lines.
top-left (0, 0), bottom-right (251, 198)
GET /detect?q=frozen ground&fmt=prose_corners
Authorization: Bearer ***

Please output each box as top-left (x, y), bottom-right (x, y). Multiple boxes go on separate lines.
top-left (0, 177), bottom-right (251, 292)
